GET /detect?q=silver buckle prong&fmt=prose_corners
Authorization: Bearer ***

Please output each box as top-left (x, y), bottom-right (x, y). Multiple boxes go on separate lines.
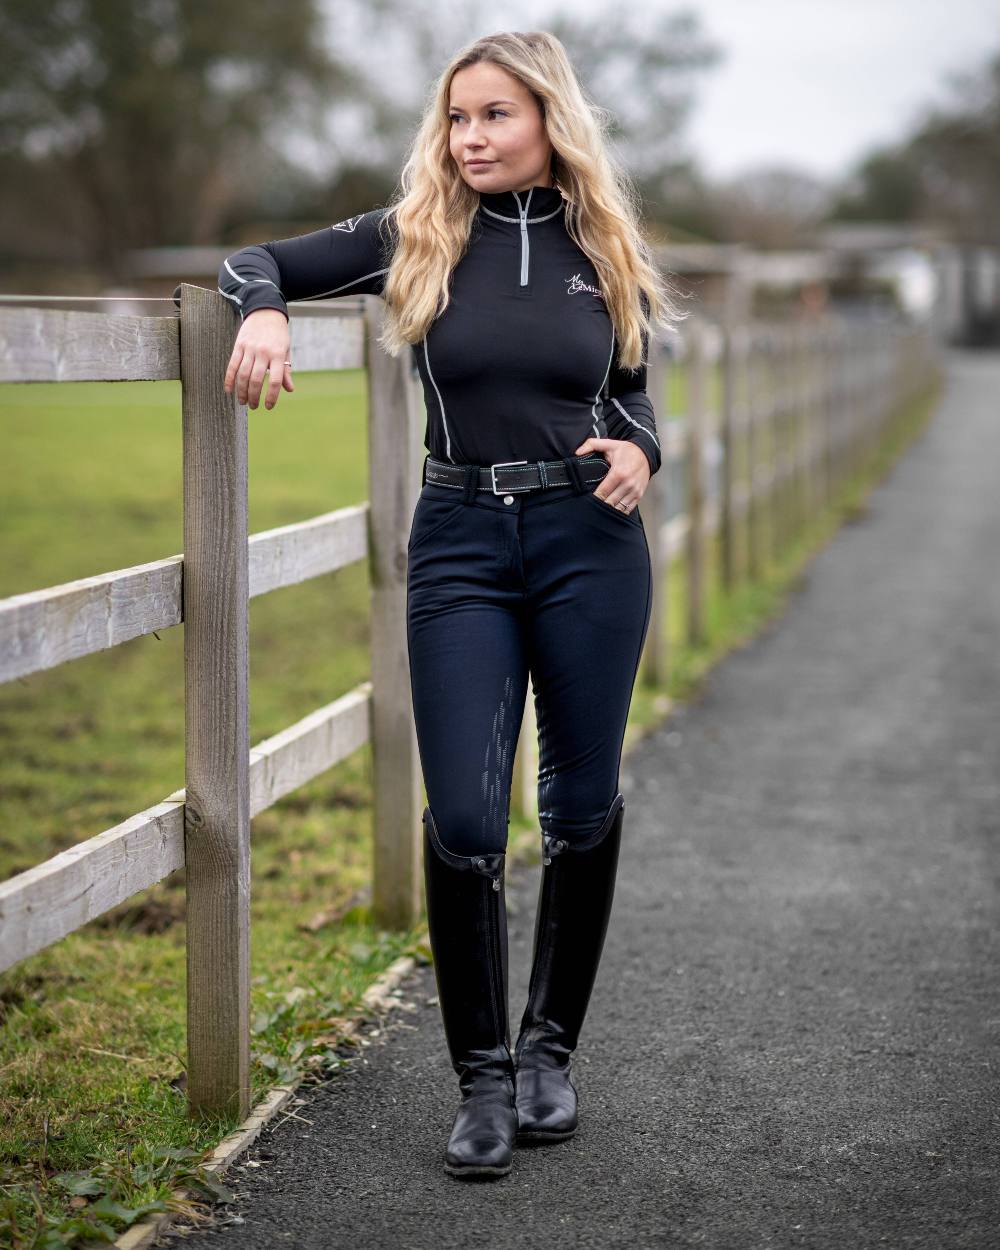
top-left (489, 459), bottom-right (529, 494)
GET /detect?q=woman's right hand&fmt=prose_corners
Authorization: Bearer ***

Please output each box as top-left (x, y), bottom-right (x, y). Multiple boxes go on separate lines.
top-left (223, 308), bottom-right (295, 410)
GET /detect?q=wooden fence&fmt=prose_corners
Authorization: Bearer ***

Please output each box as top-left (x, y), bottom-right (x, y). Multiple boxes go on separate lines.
top-left (0, 286), bottom-right (941, 1122)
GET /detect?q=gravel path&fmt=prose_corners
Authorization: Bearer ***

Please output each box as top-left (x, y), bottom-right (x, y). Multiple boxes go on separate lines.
top-left (159, 348), bottom-right (1000, 1249)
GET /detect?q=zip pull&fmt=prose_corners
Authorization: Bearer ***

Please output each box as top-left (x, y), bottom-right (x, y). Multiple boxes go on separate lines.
top-left (473, 855), bottom-right (503, 889)
top-left (542, 835), bottom-right (568, 865)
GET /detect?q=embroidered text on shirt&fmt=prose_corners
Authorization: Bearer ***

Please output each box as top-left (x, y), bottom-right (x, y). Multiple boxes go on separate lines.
top-left (565, 273), bottom-right (605, 298)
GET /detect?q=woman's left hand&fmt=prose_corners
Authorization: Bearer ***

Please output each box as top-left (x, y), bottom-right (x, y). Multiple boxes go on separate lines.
top-left (573, 437), bottom-right (650, 514)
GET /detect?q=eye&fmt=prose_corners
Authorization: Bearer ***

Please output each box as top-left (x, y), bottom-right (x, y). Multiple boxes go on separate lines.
top-left (448, 109), bottom-right (509, 123)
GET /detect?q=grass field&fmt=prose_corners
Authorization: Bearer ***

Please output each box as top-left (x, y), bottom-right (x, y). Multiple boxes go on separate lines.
top-left (0, 356), bottom-right (941, 1247)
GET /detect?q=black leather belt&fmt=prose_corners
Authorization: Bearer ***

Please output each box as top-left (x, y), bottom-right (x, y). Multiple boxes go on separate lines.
top-left (423, 453), bottom-right (610, 495)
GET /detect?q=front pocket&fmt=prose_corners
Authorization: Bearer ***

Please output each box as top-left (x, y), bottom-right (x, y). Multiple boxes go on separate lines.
top-left (585, 489), bottom-right (642, 527)
top-left (407, 498), bottom-right (465, 553)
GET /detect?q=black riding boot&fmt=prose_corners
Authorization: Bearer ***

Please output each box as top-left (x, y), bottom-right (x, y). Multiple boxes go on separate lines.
top-left (422, 805), bottom-right (518, 1178)
top-left (513, 792), bottom-right (625, 1142)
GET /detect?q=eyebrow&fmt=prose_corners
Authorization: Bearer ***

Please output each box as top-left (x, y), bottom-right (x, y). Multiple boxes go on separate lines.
top-left (448, 99), bottom-right (518, 111)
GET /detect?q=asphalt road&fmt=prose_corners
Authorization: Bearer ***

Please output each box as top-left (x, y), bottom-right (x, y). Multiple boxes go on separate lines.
top-left (159, 348), bottom-right (1000, 1249)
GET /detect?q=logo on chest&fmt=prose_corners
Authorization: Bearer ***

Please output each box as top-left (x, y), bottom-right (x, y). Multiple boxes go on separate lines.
top-left (565, 273), bottom-right (605, 299)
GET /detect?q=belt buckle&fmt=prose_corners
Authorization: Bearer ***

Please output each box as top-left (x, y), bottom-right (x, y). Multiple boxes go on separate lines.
top-left (489, 459), bottom-right (529, 494)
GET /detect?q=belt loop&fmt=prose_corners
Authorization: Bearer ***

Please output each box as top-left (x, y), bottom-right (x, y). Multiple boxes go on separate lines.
top-left (561, 455), bottom-right (587, 495)
top-left (537, 459), bottom-right (549, 489)
top-left (461, 463), bottom-right (478, 504)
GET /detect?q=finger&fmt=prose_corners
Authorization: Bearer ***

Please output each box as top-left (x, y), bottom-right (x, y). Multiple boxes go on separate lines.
top-left (224, 342), bottom-right (245, 394)
top-left (598, 477), bottom-right (637, 510)
top-left (282, 365), bottom-right (295, 392)
top-left (601, 489), bottom-right (633, 512)
top-left (235, 351), bottom-right (256, 406)
top-left (247, 358), bottom-right (269, 409)
top-left (264, 357), bottom-right (286, 409)
top-left (594, 477), bottom-right (622, 506)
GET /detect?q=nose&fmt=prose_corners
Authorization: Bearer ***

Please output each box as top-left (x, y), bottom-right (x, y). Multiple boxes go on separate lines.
top-left (463, 121), bottom-right (486, 149)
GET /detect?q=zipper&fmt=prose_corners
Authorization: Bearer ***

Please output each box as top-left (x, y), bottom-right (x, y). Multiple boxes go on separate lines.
top-left (512, 187), bottom-right (533, 286)
top-left (485, 871), bottom-right (504, 1045)
top-left (525, 857), bottom-right (553, 1009)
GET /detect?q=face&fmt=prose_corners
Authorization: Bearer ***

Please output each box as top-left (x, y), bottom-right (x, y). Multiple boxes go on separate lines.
top-left (448, 61), bottom-right (554, 195)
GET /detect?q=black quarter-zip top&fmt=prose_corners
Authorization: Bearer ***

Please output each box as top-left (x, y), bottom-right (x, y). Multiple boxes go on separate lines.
top-left (218, 185), bottom-right (661, 476)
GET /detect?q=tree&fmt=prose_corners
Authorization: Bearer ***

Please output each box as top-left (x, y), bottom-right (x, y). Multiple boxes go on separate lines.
top-left (706, 165), bottom-right (835, 249)
top-left (907, 49), bottom-right (1000, 245)
top-left (542, 6), bottom-right (723, 198)
top-left (0, 0), bottom-right (357, 277)
top-left (828, 46), bottom-right (1000, 245)
top-left (828, 148), bottom-right (925, 223)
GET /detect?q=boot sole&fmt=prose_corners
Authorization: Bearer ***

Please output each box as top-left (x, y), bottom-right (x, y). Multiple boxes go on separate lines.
top-left (444, 1160), bottom-right (513, 1177)
top-left (515, 1125), bottom-right (577, 1142)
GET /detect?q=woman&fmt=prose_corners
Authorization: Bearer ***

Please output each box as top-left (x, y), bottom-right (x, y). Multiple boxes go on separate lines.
top-left (219, 29), bottom-right (684, 1180)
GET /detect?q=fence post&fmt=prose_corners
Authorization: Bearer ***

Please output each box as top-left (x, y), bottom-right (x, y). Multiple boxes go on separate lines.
top-left (179, 283), bottom-right (251, 1122)
top-left (774, 325), bottom-right (793, 561)
top-left (686, 317), bottom-right (707, 646)
top-left (640, 335), bottom-right (671, 686)
top-left (745, 325), bottom-right (763, 582)
top-left (764, 327), bottom-right (783, 570)
top-left (832, 321), bottom-right (846, 488)
top-left (719, 323), bottom-right (739, 593)
top-left (794, 322), bottom-right (809, 534)
top-left (365, 297), bottom-right (424, 930)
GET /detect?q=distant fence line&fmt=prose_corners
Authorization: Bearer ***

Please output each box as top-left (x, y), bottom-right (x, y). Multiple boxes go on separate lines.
top-left (0, 288), bottom-right (941, 1122)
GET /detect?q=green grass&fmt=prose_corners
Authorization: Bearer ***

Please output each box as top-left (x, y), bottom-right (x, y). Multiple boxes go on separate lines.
top-left (0, 359), bottom-right (942, 1248)
top-left (0, 369), bottom-right (431, 1248)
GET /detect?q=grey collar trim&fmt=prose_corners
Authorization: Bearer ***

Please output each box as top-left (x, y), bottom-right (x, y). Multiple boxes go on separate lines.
top-left (479, 204), bottom-right (566, 225)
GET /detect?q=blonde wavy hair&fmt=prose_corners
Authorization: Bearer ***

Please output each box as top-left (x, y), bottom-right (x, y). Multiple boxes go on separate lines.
top-left (374, 29), bottom-right (688, 369)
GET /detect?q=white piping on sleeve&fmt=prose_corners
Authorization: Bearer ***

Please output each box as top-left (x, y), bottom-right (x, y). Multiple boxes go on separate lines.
top-left (609, 396), bottom-right (661, 450)
top-left (293, 269), bottom-right (389, 300)
top-left (223, 258), bottom-right (245, 287)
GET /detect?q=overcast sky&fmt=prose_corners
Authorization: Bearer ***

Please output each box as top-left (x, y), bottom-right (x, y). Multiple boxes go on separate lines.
top-left (483, 0), bottom-right (1000, 183)
top-left (682, 0), bottom-right (1000, 181)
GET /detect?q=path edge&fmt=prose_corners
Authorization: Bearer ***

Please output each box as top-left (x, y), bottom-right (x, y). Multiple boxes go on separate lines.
top-left (113, 951), bottom-right (422, 1250)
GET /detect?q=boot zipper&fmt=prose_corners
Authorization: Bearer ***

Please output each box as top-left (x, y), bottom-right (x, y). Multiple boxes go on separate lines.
top-left (486, 873), bottom-right (504, 1045)
top-left (476, 858), bottom-right (505, 1045)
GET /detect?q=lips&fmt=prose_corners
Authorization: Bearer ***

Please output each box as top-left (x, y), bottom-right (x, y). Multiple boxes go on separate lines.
top-left (467, 160), bottom-right (494, 167)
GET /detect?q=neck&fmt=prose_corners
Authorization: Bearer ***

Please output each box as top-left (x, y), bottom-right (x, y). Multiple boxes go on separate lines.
top-left (477, 182), bottom-right (565, 216)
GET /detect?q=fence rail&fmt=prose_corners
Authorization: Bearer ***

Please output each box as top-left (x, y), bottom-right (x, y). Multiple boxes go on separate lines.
top-left (0, 285), bottom-right (942, 1120)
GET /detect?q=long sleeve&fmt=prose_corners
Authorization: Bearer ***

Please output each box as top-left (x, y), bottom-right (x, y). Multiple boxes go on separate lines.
top-left (217, 207), bottom-right (397, 322)
top-left (602, 291), bottom-right (662, 477)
